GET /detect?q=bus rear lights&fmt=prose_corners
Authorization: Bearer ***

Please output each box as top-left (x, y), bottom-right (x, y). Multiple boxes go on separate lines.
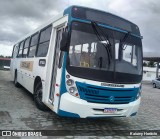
top-left (66, 79), bottom-right (74, 86)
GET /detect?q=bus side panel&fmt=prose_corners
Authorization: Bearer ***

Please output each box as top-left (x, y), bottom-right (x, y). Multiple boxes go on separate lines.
top-left (20, 59), bottom-right (35, 94)
top-left (17, 59), bottom-right (24, 86)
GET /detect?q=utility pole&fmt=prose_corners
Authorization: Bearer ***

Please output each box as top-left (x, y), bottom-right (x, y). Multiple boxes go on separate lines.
top-left (156, 62), bottom-right (159, 78)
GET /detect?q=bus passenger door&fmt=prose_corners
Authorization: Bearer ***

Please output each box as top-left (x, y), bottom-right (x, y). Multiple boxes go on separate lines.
top-left (43, 15), bottom-right (68, 112)
top-left (49, 28), bottom-right (63, 104)
top-left (10, 44), bottom-right (19, 79)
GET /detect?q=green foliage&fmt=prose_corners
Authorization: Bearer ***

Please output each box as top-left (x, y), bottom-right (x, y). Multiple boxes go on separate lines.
top-left (0, 55), bottom-right (11, 58)
top-left (0, 55), bottom-right (4, 58)
top-left (143, 62), bottom-right (147, 66)
top-left (147, 61), bottom-right (155, 67)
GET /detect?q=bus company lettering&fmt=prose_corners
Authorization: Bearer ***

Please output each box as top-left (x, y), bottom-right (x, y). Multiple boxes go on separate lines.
top-left (20, 61), bottom-right (33, 71)
top-left (101, 83), bottom-right (124, 87)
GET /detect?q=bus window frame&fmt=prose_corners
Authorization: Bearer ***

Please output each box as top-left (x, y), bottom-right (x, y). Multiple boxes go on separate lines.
top-left (17, 41), bottom-right (25, 58)
top-left (16, 43), bottom-right (20, 58)
top-left (35, 24), bottom-right (52, 57)
top-left (12, 45), bottom-right (16, 58)
top-left (28, 32), bottom-right (39, 58)
top-left (22, 37), bottom-right (31, 58)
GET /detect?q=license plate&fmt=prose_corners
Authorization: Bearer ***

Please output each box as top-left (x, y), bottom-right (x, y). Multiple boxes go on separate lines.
top-left (104, 108), bottom-right (117, 113)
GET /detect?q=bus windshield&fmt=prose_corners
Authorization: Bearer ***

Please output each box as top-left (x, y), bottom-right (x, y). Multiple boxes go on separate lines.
top-left (67, 21), bottom-right (142, 84)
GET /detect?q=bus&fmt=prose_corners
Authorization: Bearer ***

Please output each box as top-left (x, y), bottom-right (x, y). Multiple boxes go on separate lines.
top-left (10, 5), bottom-right (143, 118)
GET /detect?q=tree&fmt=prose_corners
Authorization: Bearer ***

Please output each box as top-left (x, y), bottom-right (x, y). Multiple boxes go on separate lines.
top-left (147, 61), bottom-right (155, 67)
top-left (143, 62), bottom-right (147, 66)
top-left (5, 56), bottom-right (11, 58)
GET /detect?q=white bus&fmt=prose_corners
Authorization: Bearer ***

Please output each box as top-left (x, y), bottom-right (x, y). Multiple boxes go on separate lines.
top-left (10, 5), bottom-right (143, 118)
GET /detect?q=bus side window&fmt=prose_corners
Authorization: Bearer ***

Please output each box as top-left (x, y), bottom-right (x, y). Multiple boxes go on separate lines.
top-left (28, 33), bottom-right (39, 57)
top-left (12, 44), bottom-right (19, 58)
top-left (23, 37), bottom-right (30, 58)
top-left (37, 25), bottom-right (52, 57)
top-left (12, 45), bottom-right (15, 58)
top-left (17, 41), bottom-right (24, 58)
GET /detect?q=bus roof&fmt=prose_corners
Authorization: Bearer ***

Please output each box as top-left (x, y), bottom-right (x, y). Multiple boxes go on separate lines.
top-left (14, 5), bottom-right (141, 45)
top-left (65, 5), bottom-right (139, 28)
top-left (64, 5), bottom-right (141, 36)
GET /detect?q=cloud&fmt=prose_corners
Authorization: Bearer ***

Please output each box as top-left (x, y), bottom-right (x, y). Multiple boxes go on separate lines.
top-left (107, 0), bottom-right (160, 53)
top-left (0, 41), bottom-right (13, 56)
top-left (0, 0), bottom-right (160, 56)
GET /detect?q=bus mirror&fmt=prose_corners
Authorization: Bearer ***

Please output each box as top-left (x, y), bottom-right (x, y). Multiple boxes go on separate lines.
top-left (60, 32), bottom-right (68, 51)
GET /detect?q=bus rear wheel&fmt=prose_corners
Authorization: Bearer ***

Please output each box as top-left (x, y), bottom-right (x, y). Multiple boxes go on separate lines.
top-left (34, 82), bottom-right (50, 111)
top-left (14, 71), bottom-right (20, 87)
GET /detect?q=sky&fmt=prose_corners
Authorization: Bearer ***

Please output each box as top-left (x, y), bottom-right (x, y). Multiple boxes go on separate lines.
top-left (0, 0), bottom-right (159, 56)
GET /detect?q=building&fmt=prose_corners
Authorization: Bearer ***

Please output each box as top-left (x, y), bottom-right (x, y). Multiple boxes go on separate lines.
top-left (0, 58), bottom-right (11, 70)
top-left (143, 67), bottom-right (160, 81)
top-left (143, 52), bottom-right (160, 81)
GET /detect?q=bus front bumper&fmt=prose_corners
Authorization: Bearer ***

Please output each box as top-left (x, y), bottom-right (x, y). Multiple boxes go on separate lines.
top-left (58, 93), bottom-right (141, 118)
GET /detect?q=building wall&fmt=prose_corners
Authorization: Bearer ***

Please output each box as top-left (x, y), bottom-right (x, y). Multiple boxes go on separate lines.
top-left (143, 71), bottom-right (156, 81)
top-left (143, 67), bottom-right (159, 81)
top-left (0, 59), bottom-right (11, 69)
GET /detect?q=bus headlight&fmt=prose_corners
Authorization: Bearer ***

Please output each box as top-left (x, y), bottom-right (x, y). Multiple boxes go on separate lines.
top-left (69, 87), bottom-right (76, 94)
top-left (136, 85), bottom-right (142, 99)
top-left (68, 87), bottom-right (79, 98)
top-left (66, 79), bottom-right (74, 86)
top-left (136, 92), bottom-right (141, 99)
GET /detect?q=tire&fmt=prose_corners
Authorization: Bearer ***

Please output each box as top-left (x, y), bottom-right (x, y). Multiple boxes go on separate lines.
top-left (14, 71), bottom-right (20, 87)
top-left (34, 82), bottom-right (50, 111)
top-left (153, 83), bottom-right (156, 88)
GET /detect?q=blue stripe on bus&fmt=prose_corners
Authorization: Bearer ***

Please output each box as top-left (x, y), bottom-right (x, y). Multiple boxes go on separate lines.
top-left (70, 18), bottom-right (142, 39)
top-left (58, 109), bottom-right (80, 118)
top-left (57, 53), bottom-right (67, 114)
top-left (76, 81), bottom-right (139, 104)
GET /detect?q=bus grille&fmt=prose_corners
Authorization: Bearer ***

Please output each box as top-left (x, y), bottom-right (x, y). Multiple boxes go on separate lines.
top-left (76, 82), bottom-right (138, 104)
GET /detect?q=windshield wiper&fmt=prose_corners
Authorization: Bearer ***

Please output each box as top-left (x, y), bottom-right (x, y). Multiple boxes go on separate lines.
top-left (98, 57), bottom-right (103, 68)
top-left (91, 21), bottom-right (112, 65)
top-left (121, 32), bottom-right (131, 49)
top-left (118, 32), bottom-right (131, 61)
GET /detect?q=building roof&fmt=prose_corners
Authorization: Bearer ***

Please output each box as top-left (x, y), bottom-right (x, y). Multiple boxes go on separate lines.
top-left (143, 52), bottom-right (160, 62)
top-left (0, 58), bottom-right (11, 61)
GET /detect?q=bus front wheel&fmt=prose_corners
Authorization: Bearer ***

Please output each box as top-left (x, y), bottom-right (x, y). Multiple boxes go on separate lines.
top-left (34, 82), bottom-right (50, 111)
